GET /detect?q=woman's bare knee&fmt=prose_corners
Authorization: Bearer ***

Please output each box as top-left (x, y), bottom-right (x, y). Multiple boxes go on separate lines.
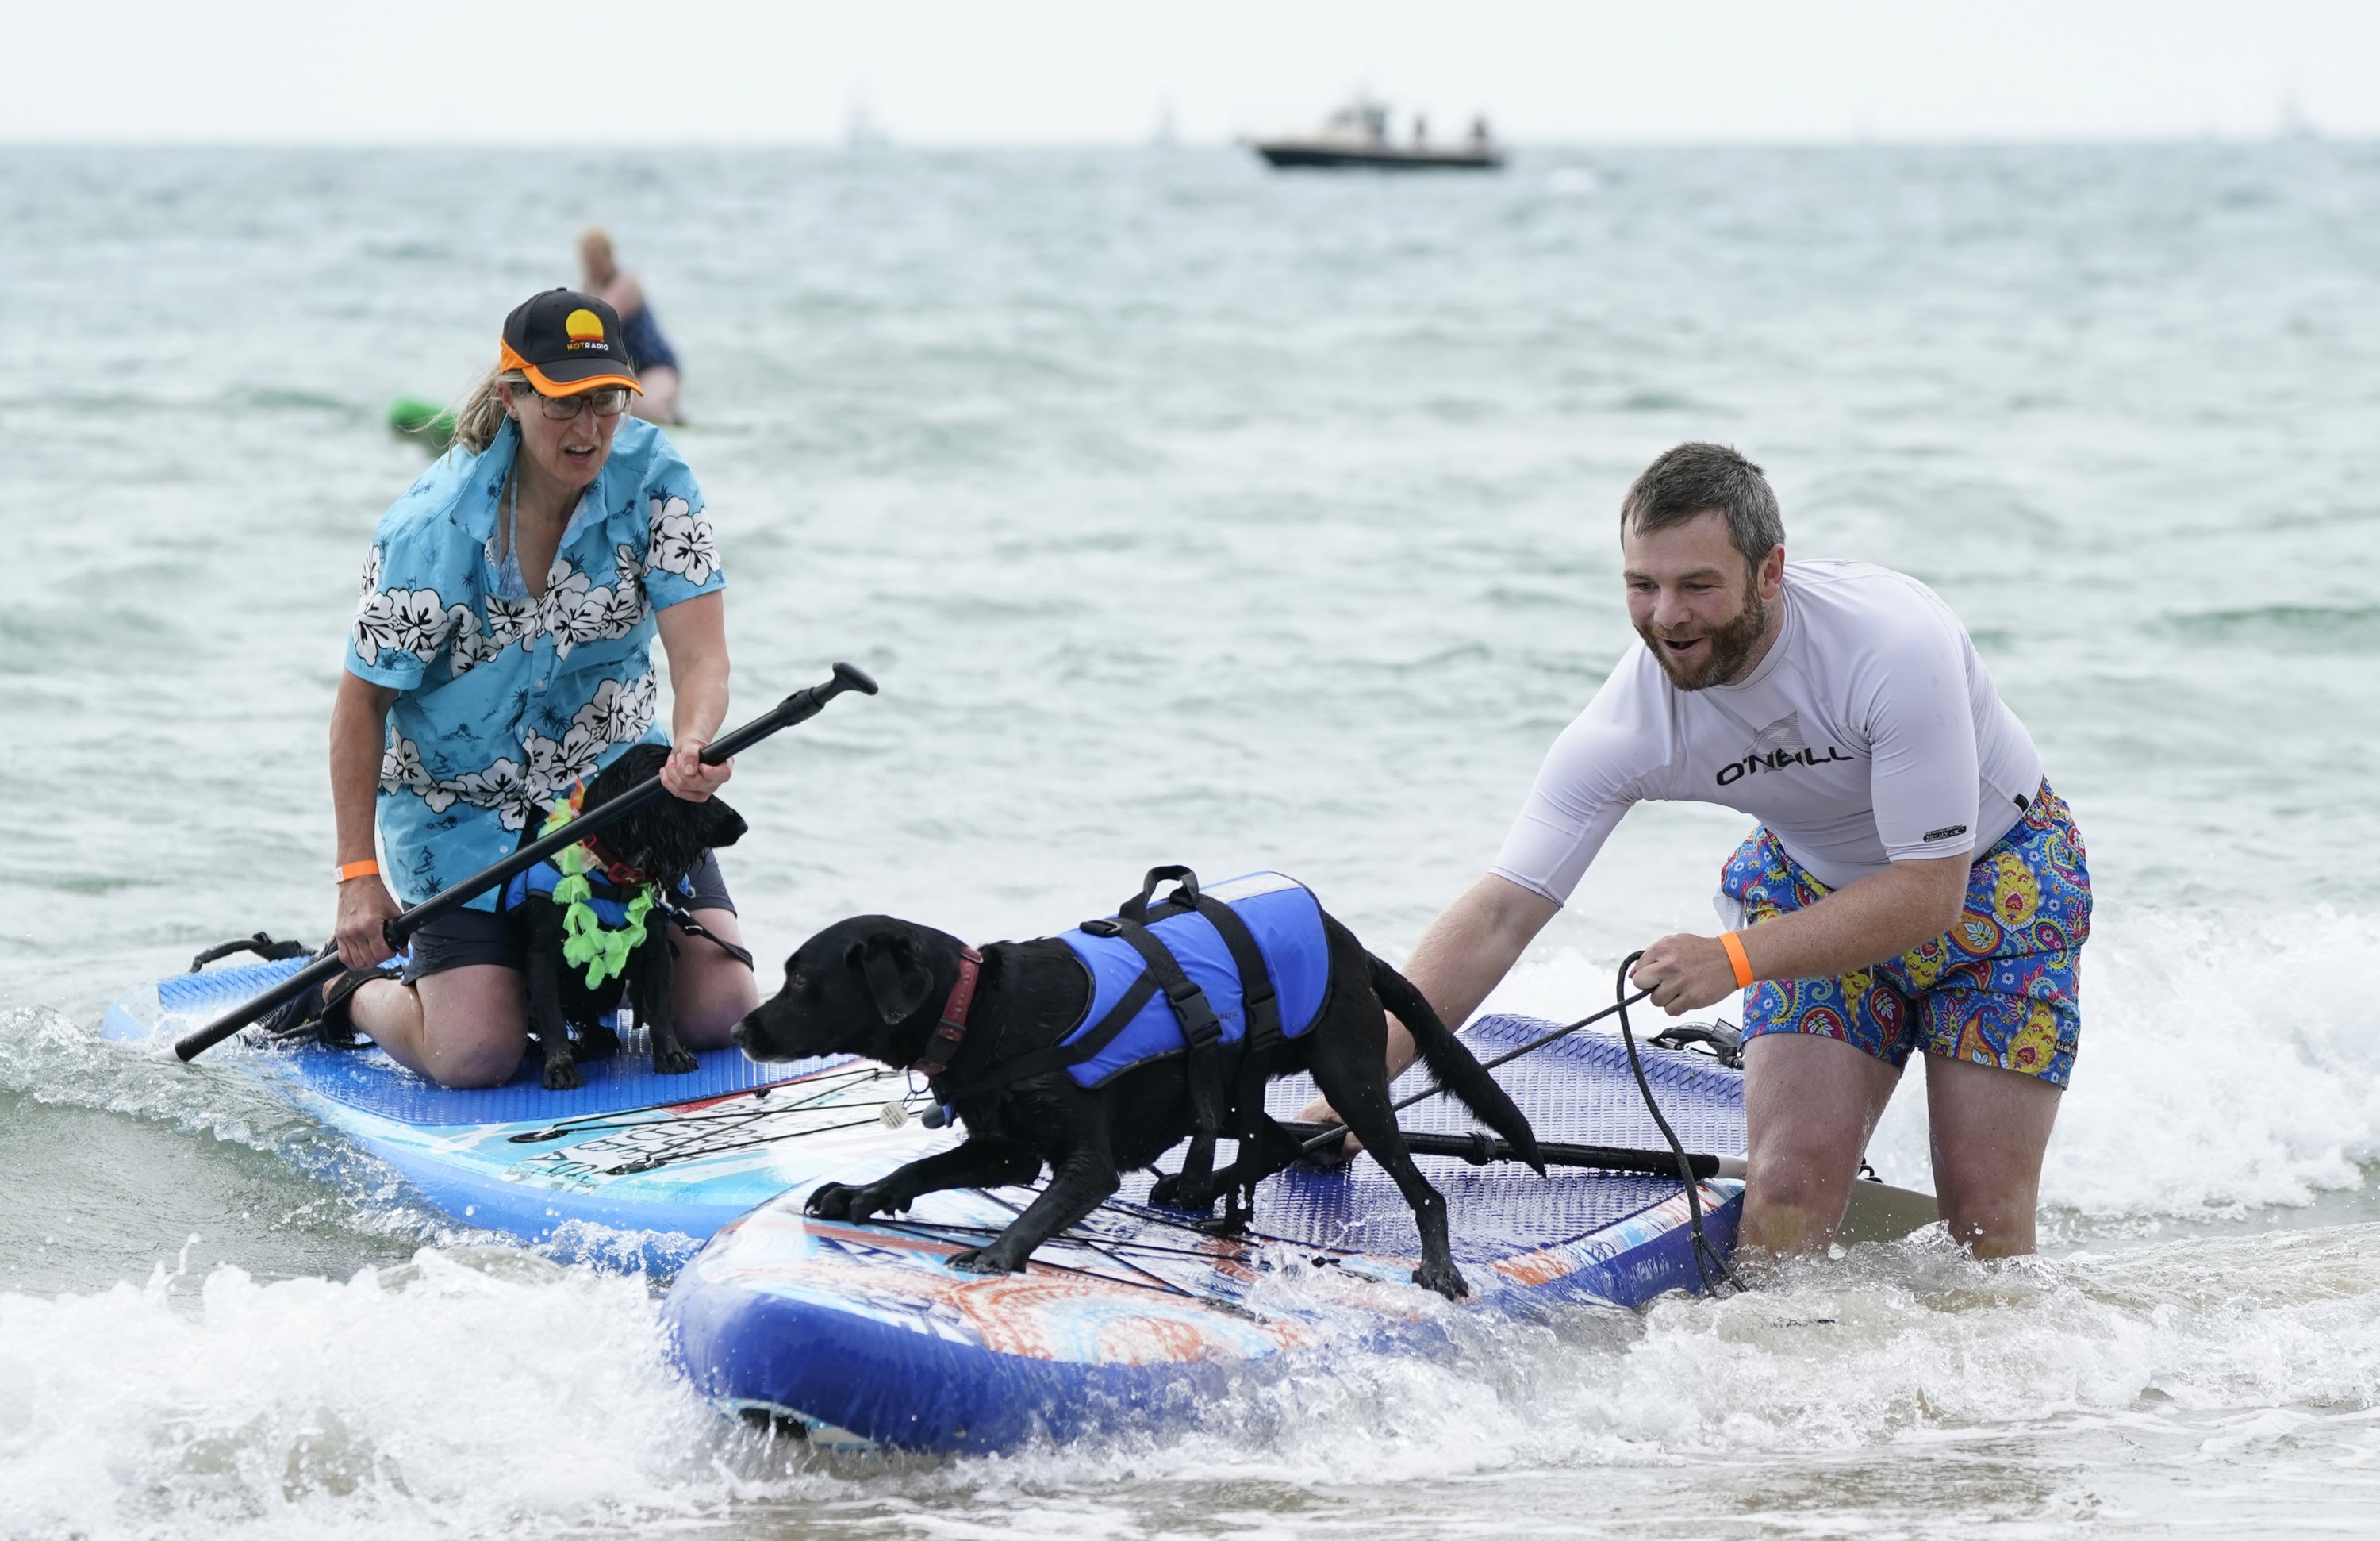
top-left (671, 909), bottom-right (757, 1047)
top-left (406, 966), bottom-right (528, 1088)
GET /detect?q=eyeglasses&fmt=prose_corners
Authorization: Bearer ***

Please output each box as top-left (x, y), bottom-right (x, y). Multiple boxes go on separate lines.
top-left (512, 385), bottom-right (629, 421)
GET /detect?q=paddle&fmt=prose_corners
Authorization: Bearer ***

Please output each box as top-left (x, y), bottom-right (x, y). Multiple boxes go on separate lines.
top-left (1280, 1120), bottom-right (1741, 1180)
top-left (1276, 1120), bottom-right (1937, 1242)
top-left (173, 661), bottom-right (881, 1063)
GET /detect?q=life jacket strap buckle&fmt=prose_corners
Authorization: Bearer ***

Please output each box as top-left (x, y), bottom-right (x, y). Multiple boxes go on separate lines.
top-left (1167, 982), bottom-right (1222, 1047)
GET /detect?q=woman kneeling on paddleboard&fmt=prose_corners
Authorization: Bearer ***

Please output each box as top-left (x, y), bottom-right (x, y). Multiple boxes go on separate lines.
top-left (286, 287), bottom-right (756, 1086)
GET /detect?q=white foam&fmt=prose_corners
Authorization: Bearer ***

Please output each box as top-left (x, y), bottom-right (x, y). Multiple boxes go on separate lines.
top-left (1474, 905), bottom-right (2380, 1227)
top-left (3, 1166), bottom-right (2378, 1535)
top-left (0, 1247), bottom-right (803, 1541)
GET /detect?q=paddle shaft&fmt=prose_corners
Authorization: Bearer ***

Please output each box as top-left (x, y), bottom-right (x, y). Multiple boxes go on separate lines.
top-left (1279, 1120), bottom-right (1741, 1182)
top-left (173, 662), bottom-right (879, 1063)
top-left (1296, 986), bottom-right (1656, 1159)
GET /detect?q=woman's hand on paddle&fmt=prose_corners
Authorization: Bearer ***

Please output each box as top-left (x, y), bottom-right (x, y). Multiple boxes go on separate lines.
top-left (335, 875), bottom-right (402, 969)
top-left (663, 736), bottom-right (732, 801)
top-left (1630, 933), bottom-right (1739, 1014)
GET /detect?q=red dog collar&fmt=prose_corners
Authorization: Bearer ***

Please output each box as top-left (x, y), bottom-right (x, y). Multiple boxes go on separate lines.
top-left (910, 947), bottom-right (984, 1077)
top-left (578, 836), bottom-right (652, 889)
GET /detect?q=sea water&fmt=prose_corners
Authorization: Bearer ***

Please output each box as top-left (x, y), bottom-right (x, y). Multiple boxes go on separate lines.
top-left (3, 143), bottom-right (2378, 1538)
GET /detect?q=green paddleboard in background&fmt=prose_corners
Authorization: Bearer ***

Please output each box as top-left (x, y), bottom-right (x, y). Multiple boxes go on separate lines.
top-left (387, 395), bottom-right (456, 453)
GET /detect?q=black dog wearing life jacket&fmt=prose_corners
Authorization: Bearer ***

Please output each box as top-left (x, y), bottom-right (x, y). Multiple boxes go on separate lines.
top-left (505, 744), bottom-right (748, 1090)
top-left (732, 867), bottom-right (1542, 1300)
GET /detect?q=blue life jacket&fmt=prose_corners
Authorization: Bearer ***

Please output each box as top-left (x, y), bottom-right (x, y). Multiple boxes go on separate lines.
top-left (500, 856), bottom-right (690, 927)
top-left (1054, 870), bottom-right (1330, 1088)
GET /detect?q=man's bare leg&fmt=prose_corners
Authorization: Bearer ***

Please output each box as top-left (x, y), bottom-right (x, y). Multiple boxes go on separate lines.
top-left (1741, 1031), bottom-right (1902, 1254)
top-left (346, 966), bottom-right (528, 1089)
top-left (1925, 1055), bottom-right (2060, 1258)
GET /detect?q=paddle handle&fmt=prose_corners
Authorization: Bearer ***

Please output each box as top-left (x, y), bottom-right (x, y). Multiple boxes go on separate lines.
top-left (172, 663), bottom-right (878, 1063)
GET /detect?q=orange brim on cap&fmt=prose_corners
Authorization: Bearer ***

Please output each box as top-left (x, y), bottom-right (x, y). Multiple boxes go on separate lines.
top-left (497, 339), bottom-right (643, 397)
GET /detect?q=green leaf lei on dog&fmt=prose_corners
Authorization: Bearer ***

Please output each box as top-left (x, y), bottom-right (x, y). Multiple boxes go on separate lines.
top-left (539, 789), bottom-right (657, 989)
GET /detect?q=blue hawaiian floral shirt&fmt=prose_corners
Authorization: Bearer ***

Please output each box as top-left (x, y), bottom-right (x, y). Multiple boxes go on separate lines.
top-left (347, 416), bottom-right (724, 910)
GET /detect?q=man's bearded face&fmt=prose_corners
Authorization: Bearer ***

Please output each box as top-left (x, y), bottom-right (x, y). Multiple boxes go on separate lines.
top-left (1621, 508), bottom-right (1778, 691)
top-left (1637, 575), bottom-right (1767, 690)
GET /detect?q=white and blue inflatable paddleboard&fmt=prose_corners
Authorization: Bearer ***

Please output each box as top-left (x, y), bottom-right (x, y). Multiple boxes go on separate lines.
top-left (102, 956), bottom-right (888, 1268)
top-left (661, 1013), bottom-right (1749, 1454)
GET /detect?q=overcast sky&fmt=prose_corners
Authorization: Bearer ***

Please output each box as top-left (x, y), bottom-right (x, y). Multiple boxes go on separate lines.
top-left (10, 0), bottom-right (2375, 144)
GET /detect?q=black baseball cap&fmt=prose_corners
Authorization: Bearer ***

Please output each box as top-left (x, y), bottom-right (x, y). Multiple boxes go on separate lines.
top-left (497, 287), bottom-right (643, 396)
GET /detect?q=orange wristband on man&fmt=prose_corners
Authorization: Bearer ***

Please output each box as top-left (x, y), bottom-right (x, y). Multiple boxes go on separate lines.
top-left (337, 859), bottom-right (381, 883)
top-left (1719, 930), bottom-right (1755, 989)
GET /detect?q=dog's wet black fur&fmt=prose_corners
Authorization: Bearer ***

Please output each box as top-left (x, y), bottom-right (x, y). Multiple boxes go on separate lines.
top-left (514, 744), bottom-right (746, 1090)
top-left (733, 901), bottom-right (1543, 1299)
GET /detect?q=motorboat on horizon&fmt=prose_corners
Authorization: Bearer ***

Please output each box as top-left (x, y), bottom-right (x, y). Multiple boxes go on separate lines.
top-left (1249, 97), bottom-right (1504, 171)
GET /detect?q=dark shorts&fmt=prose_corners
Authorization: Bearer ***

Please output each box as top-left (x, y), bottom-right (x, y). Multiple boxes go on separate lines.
top-left (399, 851), bottom-right (735, 984)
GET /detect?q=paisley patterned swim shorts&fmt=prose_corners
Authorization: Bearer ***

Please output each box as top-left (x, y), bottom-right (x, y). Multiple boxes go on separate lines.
top-left (1719, 782), bottom-right (2090, 1087)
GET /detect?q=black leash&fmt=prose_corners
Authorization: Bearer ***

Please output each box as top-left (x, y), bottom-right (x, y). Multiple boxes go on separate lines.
top-left (1293, 985), bottom-right (1657, 1160)
top-left (1284, 960), bottom-right (1748, 1296)
top-left (1614, 951), bottom-right (1745, 1296)
top-left (660, 901), bottom-right (756, 970)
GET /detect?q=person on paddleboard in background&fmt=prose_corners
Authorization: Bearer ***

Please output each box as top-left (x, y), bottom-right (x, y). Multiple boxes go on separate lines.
top-left (578, 229), bottom-right (685, 425)
top-left (268, 287), bottom-right (756, 1086)
top-left (1315, 442), bottom-right (2089, 1259)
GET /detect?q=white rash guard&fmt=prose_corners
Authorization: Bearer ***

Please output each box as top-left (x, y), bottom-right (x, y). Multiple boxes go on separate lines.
top-left (1492, 559), bottom-right (2044, 902)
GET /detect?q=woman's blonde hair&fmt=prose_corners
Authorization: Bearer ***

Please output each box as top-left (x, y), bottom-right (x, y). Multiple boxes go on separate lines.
top-left (451, 364), bottom-right (528, 455)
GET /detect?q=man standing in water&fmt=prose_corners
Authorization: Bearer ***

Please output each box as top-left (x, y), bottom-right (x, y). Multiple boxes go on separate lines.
top-left (1359, 444), bottom-right (2089, 1258)
top-left (579, 229), bottom-right (686, 425)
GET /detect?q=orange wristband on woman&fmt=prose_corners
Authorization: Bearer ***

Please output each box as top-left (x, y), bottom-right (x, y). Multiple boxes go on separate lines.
top-left (336, 859), bottom-right (381, 882)
top-left (1719, 930), bottom-right (1755, 989)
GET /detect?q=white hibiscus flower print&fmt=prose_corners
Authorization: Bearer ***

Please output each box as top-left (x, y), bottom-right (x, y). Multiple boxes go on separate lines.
top-left (538, 559), bottom-right (641, 660)
top-left (537, 565), bottom-right (598, 660)
top-left (603, 545), bottom-right (649, 632)
top-left (352, 590), bottom-right (403, 663)
top-left (445, 605), bottom-right (494, 674)
top-left (387, 589), bottom-right (458, 659)
top-left (595, 581), bottom-right (645, 637)
top-left (353, 581), bottom-right (455, 665)
top-left (489, 594), bottom-right (541, 648)
top-left (358, 544), bottom-right (382, 598)
top-left (572, 674), bottom-right (658, 744)
top-left (645, 496), bottom-right (719, 587)
top-left (378, 732), bottom-right (458, 812)
top-left (521, 727), bottom-right (606, 797)
top-left (451, 595), bottom-right (542, 674)
top-left (438, 758), bottom-right (542, 831)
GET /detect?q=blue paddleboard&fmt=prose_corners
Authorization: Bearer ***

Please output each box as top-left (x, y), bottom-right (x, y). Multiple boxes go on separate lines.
top-left (660, 1013), bottom-right (1748, 1453)
top-left (104, 956), bottom-right (1752, 1454)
